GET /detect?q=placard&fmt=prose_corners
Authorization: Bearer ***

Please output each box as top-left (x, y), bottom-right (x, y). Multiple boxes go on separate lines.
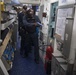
top-left (55, 7), bottom-right (73, 41)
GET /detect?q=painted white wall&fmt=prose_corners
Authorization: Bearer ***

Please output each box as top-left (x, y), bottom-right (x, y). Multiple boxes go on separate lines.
top-left (40, 0), bottom-right (58, 54)
top-left (39, 0), bottom-right (51, 63)
top-left (40, 0), bottom-right (45, 5)
top-left (39, 0), bottom-right (59, 63)
top-left (51, 0), bottom-right (58, 3)
top-left (42, 0), bottom-right (50, 35)
top-left (42, 0), bottom-right (59, 36)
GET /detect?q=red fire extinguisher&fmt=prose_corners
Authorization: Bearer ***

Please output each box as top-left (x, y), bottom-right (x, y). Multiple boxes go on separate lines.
top-left (44, 45), bottom-right (53, 75)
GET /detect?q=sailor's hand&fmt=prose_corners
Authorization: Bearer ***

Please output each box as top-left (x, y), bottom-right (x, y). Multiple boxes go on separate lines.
top-left (34, 23), bottom-right (37, 26)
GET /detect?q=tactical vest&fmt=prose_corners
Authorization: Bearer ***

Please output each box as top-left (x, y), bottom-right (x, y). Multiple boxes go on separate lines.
top-left (26, 16), bottom-right (36, 33)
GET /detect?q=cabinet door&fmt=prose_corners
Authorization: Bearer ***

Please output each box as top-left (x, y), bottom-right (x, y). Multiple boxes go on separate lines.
top-left (63, 18), bottom-right (74, 58)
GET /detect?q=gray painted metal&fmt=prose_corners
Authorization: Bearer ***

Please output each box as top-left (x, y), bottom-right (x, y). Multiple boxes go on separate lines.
top-left (52, 54), bottom-right (67, 75)
top-left (38, 5), bottom-right (44, 22)
top-left (63, 18), bottom-right (74, 58)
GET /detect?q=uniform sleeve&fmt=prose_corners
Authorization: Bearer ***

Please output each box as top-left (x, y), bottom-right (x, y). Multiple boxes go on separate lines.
top-left (23, 16), bottom-right (35, 27)
top-left (35, 16), bottom-right (42, 27)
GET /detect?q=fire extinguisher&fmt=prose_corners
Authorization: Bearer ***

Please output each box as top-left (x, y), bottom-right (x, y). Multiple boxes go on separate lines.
top-left (44, 45), bottom-right (53, 75)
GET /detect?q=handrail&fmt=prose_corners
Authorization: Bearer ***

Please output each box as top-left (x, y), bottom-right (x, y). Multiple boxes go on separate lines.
top-left (0, 29), bottom-right (13, 59)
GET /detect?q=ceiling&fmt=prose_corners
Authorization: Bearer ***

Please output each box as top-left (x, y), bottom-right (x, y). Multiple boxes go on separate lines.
top-left (5, 0), bottom-right (40, 5)
top-left (18, 0), bottom-right (40, 5)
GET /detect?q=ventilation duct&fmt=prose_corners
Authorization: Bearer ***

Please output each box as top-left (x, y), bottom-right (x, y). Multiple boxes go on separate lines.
top-left (18, 0), bottom-right (40, 5)
top-left (11, 0), bottom-right (20, 4)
